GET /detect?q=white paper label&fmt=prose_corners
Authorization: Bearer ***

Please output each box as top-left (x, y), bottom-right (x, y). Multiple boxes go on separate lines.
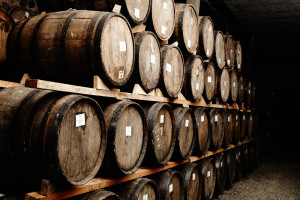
top-left (160, 115), bottom-right (165, 123)
top-left (126, 126), bottom-right (132, 136)
top-left (188, 40), bottom-right (191, 48)
top-left (243, 115), bottom-right (246, 120)
top-left (119, 70), bottom-right (124, 79)
top-left (161, 26), bottom-right (166, 34)
top-left (166, 63), bottom-right (172, 72)
top-left (238, 49), bottom-right (241, 54)
top-left (163, 2), bottom-right (168, 9)
top-left (76, 113), bottom-right (85, 127)
top-left (218, 57), bottom-right (221, 64)
top-left (228, 116), bottom-right (230, 122)
top-left (250, 116), bottom-right (252, 121)
top-left (241, 85), bottom-right (244, 90)
top-left (143, 194), bottom-right (148, 200)
top-left (236, 115), bottom-right (239, 120)
top-left (169, 184), bottom-right (173, 193)
top-left (224, 81), bottom-right (227, 86)
top-left (209, 25), bottom-right (212, 32)
top-left (196, 83), bottom-right (200, 91)
top-left (151, 54), bottom-right (156, 64)
top-left (249, 90), bottom-right (251, 94)
top-left (222, 90), bottom-right (225, 95)
top-left (185, 120), bottom-right (189, 127)
top-left (192, 173), bottom-right (196, 180)
top-left (207, 171), bottom-right (211, 177)
top-left (221, 162), bottom-right (223, 167)
top-left (233, 82), bottom-right (236, 87)
top-left (119, 41), bottom-right (126, 52)
top-left (238, 64), bottom-right (241, 69)
top-left (135, 8), bottom-right (140, 18)
top-left (227, 60), bottom-right (230, 65)
top-left (25, 11), bottom-right (29, 18)
top-left (208, 76), bottom-right (212, 83)
top-left (215, 115), bottom-right (218, 122)
top-left (201, 115), bottom-right (205, 122)
top-left (206, 49), bottom-right (210, 56)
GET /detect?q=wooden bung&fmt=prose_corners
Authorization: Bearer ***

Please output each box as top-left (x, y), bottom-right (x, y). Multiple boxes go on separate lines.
top-left (7, 10), bottom-right (135, 88)
top-left (143, 103), bottom-right (176, 166)
top-left (214, 153), bottom-right (226, 196)
top-left (209, 108), bottom-right (224, 151)
top-left (194, 107), bottom-right (211, 155)
top-left (170, 3), bottom-right (199, 53)
top-left (119, 178), bottom-right (159, 200)
top-left (102, 100), bottom-right (147, 176)
top-left (159, 45), bottom-right (184, 98)
top-left (201, 158), bottom-right (216, 200)
top-left (172, 107), bottom-right (196, 161)
top-left (203, 62), bottom-right (216, 102)
top-left (213, 31), bottom-right (226, 69)
top-left (235, 41), bottom-right (242, 72)
top-left (224, 35), bottom-right (235, 69)
top-left (180, 163), bottom-right (202, 200)
top-left (198, 16), bottom-right (214, 60)
top-left (181, 54), bottom-right (205, 102)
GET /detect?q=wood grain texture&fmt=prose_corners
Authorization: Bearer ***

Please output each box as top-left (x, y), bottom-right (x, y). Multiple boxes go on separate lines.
top-left (203, 62), bottom-right (216, 102)
top-left (235, 41), bottom-right (242, 72)
top-left (232, 110), bottom-right (241, 144)
top-left (229, 70), bottom-right (239, 103)
top-left (81, 189), bottom-right (121, 200)
top-left (180, 163), bottom-right (202, 200)
top-left (215, 68), bottom-right (230, 103)
top-left (209, 108), bottom-right (224, 151)
top-left (194, 107), bottom-right (211, 155)
top-left (198, 16), bottom-right (214, 60)
top-left (212, 31), bottom-right (225, 69)
top-left (238, 74), bottom-right (245, 103)
top-left (214, 153), bottom-right (226, 196)
top-left (223, 109), bottom-right (234, 148)
top-left (224, 35), bottom-right (235, 69)
top-left (201, 158), bottom-right (216, 200)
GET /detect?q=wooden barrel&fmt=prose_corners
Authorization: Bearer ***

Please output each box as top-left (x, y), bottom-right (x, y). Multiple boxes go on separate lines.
top-left (209, 108), bottom-right (224, 150)
top-left (7, 10), bottom-right (135, 88)
top-left (143, 103), bottom-right (176, 166)
top-left (150, 0), bottom-right (175, 40)
top-left (224, 35), bottom-right (235, 69)
top-left (0, 9), bottom-right (14, 64)
top-left (194, 107), bottom-right (211, 155)
top-left (156, 170), bottom-right (184, 200)
top-left (182, 54), bottom-right (205, 101)
top-left (172, 107), bottom-right (196, 161)
top-left (245, 79), bottom-right (252, 107)
top-left (213, 31), bottom-right (226, 69)
top-left (238, 74), bottom-right (245, 103)
top-left (102, 101), bottom-right (147, 176)
top-left (132, 31), bottom-right (161, 92)
top-left (119, 178), bottom-right (159, 200)
top-left (170, 3), bottom-right (199, 53)
top-left (252, 82), bottom-right (256, 107)
top-left (81, 189), bottom-right (122, 200)
top-left (214, 153), bottom-right (226, 196)
top-left (232, 110), bottom-right (241, 144)
top-left (203, 62), bottom-right (216, 102)
top-left (234, 147), bottom-right (243, 181)
top-left (223, 109), bottom-right (233, 147)
top-left (180, 163), bottom-right (202, 200)
top-left (198, 16), bottom-right (214, 60)
top-left (242, 144), bottom-right (250, 175)
top-left (0, 87), bottom-right (107, 187)
top-left (1, 6), bottom-right (32, 22)
top-left (248, 143), bottom-right (256, 172)
top-left (225, 149), bottom-right (236, 187)
top-left (240, 111), bottom-right (247, 141)
top-left (215, 68), bottom-right (230, 103)
top-left (247, 112), bottom-right (254, 138)
top-left (201, 158), bottom-right (216, 200)
top-left (235, 41), bottom-right (242, 72)
top-left (159, 45), bottom-right (184, 98)
top-left (229, 70), bottom-right (239, 103)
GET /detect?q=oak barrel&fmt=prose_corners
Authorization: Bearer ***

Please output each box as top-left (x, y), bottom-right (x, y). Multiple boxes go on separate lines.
top-left (131, 31), bottom-right (161, 92)
top-left (223, 109), bottom-right (233, 147)
top-left (212, 31), bottom-right (226, 69)
top-left (235, 41), bottom-right (242, 72)
top-left (229, 70), bottom-right (239, 103)
top-left (235, 147), bottom-right (243, 181)
top-left (180, 163), bottom-right (202, 200)
top-left (156, 170), bottom-right (184, 200)
top-left (225, 149), bottom-right (236, 187)
top-left (159, 45), bottom-right (184, 98)
top-left (81, 189), bottom-right (122, 200)
top-left (247, 112), bottom-right (254, 138)
top-left (198, 16), bottom-right (214, 60)
top-left (203, 62), bottom-right (216, 102)
top-left (232, 110), bottom-right (241, 144)
top-left (240, 111), bottom-right (247, 141)
top-left (238, 74), bottom-right (245, 103)
top-left (209, 108), bottom-right (224, 150)
top-left (214, 153), bottom-right (226, 196)
top-left (0, 9), bottom-right (14, 64)
top-left (242, 144), bottom-right (250, 175)
top-left (143, 103), bottom-right (176, 166)
top-left (224, 35), bottom-right (235, 69)
top-left (194, 107), bottom-right (211, 155)
top-left (252, 82), bottom-right (256, 107)
top-left (201, 158), bottom-right (216, 200)
top-left (102, 101), bottom-right (147, 176)
top-left (215, 68), bottom-right (230, 103)
top-left (7, 10), bottom-right (135, 88)
top-left (181, 54), bottom-right (205, 101)
top-left (170, 3), bottom-right (199, 53)
top-left (245, 79), bottom-right (252, 107)
top-left (150, 0), bottom-right (175, 40)
top-left (172, 107), bottom-right (196, 161)
top-left (248, 143), bottom-right (256, 172)
top-left (119, 178), bottom-right (159, 200)
top-left (1, 6), bottom-right (32, 22)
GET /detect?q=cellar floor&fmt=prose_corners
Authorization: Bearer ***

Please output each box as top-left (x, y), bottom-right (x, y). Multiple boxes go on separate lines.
top-left (216, 153), bottom-right (300, 200)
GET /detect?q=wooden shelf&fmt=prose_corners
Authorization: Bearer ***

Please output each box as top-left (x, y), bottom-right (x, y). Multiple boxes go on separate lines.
top-left (25, 139), bottom-right (254, 200)
top-left (0, 80), bottom-right (24, 88)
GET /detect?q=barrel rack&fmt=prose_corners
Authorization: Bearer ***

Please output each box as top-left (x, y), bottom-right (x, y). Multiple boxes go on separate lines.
top-left (0, 76), bottom-right (254, 200)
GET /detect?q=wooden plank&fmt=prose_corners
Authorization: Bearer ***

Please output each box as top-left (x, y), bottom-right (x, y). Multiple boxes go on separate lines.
top-left (0, 80), bottom-right (24, 88)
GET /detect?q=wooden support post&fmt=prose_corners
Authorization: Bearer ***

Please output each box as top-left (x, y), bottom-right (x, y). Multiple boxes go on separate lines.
top-left (20, 73), bottom-right (31, 84)
top-left (40, 179), bottom-right (60, 196)
top-left (132, 24), bottom-right (146, 33)
top-left (93, 75), bottom-right (110, 90)
top-left (132, 84), bottom-right (147, 95)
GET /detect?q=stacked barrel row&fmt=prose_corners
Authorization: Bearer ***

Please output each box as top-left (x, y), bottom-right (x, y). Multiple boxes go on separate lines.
top-left (66, 140), bottom-right (261, 200)
top-left (0, 1), bottom-right (255, 107)
top-left (0, 86), bottom-right (257, 193)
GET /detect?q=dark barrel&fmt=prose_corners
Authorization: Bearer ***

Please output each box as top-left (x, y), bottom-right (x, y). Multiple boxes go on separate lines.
top-left (194, 107), bottom-right (211, 155)
top-left (101, 101), bottom-right (147, 176)
top-left (232, 110), bottom-right (241, 144)
top-left (224, 35), bottom-right (235, 69)
top-left (143, 103), bottom-right (176, 166)
top-left (238, 74), bottom-right (245, 103)
top-left (229, 70), bottom-right (239, 103)
top-left (225, 149), bottom-right (236, 187)
top-left (0, 9), bottom-right (14, 65)
top-left (81, 189), bottom-right (122, 200)
top-left (214, 153), bottom-right (227, 196)
top-left (247, 112), bottom-right (254, 138)
top-left (240, 111), bottom-right (248, 141)
top-left (223, 109), bottom-right (234, 147)
top-left (235, 41), bottom-right (242, 72)
top-left (180, 163), bottom-right (202, 200)
top-left (1, 6), bottom-right (32, 22)
top-left (235, 147), bottom-right (243, 181)
top-left (209, 108), bottom-right (224, 150)
top-left (201, 158), bottom-right (216, 200)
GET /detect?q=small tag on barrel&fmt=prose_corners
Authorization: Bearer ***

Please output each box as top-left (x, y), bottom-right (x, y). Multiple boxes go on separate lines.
top-left (169, 183), bottom-right (173, 193)
top-left (112, 4), bottom-right (122, 13)
top-left (76, 113), bottom-right (85, 127)
top-left (126, 126), bottom-right (132, 136)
